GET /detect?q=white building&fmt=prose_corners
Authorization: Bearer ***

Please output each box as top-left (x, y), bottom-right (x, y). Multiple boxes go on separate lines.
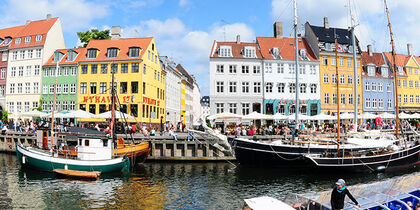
top-left (257, 31), bottom-right (321, 116)
top-left (160, 56), bottom-right (181, 125)
top-left (191, 77), bottom-right (201, 126)
top-left (6, 15), bottom-right (65, 119)
top-left (209, 35), bottom-right (263, 116)
top-left (201, 96), bottom-right (210, 119)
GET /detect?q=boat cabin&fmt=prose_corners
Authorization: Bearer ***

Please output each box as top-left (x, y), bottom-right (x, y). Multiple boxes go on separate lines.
top-left (77, 137), bottom-right (113, 160)
top-left (36, 128), bottom-right (57, 149)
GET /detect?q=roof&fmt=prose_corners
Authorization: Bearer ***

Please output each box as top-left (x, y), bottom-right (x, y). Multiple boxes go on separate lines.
top-left (176, 64), bottom-right (194, 87)
top-left (361, 51), bottom-right (386, 66)
top-left (9, 17), bottom-right (59, 49)
top-left (43, 48), bottom-right (87, 66)
top-left (210, 41), bottom-right (262, 58)
top-left (256, 37), bottom-right (317, 61)
top-left (0, 26), bottom-right (25, 48)
top-left (308, 23), bottom-right (354, 45)
top-left (81, 37), bottom-right (153, 62)
top-left (383, 52), bottom-right (410, 76)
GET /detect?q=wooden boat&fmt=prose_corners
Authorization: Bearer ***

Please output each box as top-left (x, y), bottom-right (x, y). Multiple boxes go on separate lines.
top-left (53, 169), bottom-right (101, 179)
top-left (115, 138), bottom-right (151, 164)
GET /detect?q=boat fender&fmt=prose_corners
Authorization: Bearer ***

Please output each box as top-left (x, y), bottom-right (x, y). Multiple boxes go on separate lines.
top-left (64, 164), bottom-right (68, 170)
top-left (376, 166), bottom-right (386, 172)
top-left (22, 156), bottom-right (25, 164)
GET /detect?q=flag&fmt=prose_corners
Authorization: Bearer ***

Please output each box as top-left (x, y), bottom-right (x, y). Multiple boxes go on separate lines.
top-left (337, 44), bottom-right (345, 52)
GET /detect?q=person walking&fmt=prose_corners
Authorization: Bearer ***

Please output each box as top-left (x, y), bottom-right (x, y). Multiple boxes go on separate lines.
top-left (330, 179), bottom-right (360, 210)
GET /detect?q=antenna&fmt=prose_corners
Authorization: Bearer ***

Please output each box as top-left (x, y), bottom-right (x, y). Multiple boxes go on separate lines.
top-left (221, 19), bottom-right (228, 41)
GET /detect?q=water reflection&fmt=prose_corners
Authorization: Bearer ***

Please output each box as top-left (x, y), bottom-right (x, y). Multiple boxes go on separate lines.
top-left (0, 153), bottom-right (418, 209)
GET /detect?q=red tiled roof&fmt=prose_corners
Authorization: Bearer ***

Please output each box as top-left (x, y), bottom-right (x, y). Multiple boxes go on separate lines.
top-left (361, 51), bottom-right (386, 66)
top-left (256, 37), bottom-right (317, 61)
top-left (44, 48), bottom-right (87, 66)
top-left (383, 52), bottom-right (409, 76)
top-left (210, 41), bottom-right (263, 58)
top-left (0, 26), bottom-right (25, 47)
top-left (81, 37), bottom-right (153, 62)
top-left (8, 17), bottom-right (59, 49)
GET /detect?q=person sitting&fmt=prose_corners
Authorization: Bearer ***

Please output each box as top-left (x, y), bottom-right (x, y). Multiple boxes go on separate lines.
top-left (169, 128), bottom-right (178, 141)
top-left (187, 131), bottom-right (196, 141)
top-left (150, 128), bottom-right (156, 136)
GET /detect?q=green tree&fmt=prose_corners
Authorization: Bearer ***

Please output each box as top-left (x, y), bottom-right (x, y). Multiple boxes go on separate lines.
top-left (2, 110), bottom-right (8, 122)
top-left (37, 99), bottom-right (43, 111)
top-left (77, 29), bottom-right (111, 47)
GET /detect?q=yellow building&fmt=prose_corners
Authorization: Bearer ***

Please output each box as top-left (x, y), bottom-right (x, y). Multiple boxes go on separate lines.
top-left (77, 31), bottom-right (165, 125)
top-left (305, 20), bottom-right (363, 115)
top-left (384, 52), bottom-right (420, 112)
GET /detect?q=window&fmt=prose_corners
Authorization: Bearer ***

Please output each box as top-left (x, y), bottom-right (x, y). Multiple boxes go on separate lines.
top-left (63, 84), bottom-right (69, 94)
top-left (132, 63), bottom-right (139, 73)
top-left (25, 83), bottom-right (30, 93)
top-left (289, 64), bottom-right (295, 74)
top-left (372, 98), bottom-right (377, 108)
top-left (404, 94), bottom-right (408, 103)
top-left (229, 103), bottom-right (237, 114)
top-left (120, 82), bottom-right (127, 94)
top-left (154, 70), bottom-right (157, 79)
top-left (121, 63), bottom-right (128, 73)
top-left (28, 50), bottom-right (33, 59)
top-left (242, 103), bottom-right (250, 115)
top-left (398, 80), bottom-right (401, 87)
top-left (409, 68), bottom-right (413, 74)
top-left (365, 98), bottom-right (371, 108)
top-left (347, 75), bottom-right (353, 84)
top-left (11, 67), bottom-right (16, 77)
top-left (36, 35), bottom-right (42, 42)
top-left (382, 67), bottom-right (389, 77)
top-left (91, 64), bottom-right (98, 74)
top-left (87, 49), bottom-right (97, 58)
top-left (278, 83), bottom-right (285, 93)
top-left (264, 63), bottom-right (272, 73)
top-left (219, 46), bottom-right (232, 57)
top-left (56, 84), bottom-right (61, 94)
top-left (0, 68), bottom-right (5, 79)
top-left (398, 94), bottom-right (401, 103)
top-left (331, 56), bottom-right (336, 66)
top-left (323, 73), bottom-right (329, 83)
top-left (99, 64), bottom-right (107, 74)
top-left (19, 50), bottom-right (25, 60)
top-left (277, 63), bottom-right (284, 73)
top-left (15, 38), bottom-right (21, 45)
top-left (289, 83), bottom-right (296, 93)
top-left (242, 82), bottom-right (249, 93)
top-left (299, 65), bottom-right (305, 74)
top-left (80, 83), bottom-right (87, 94)
top-left (242, 65), bottom-right (249, 74)
top-left (2, 52), bottom-right (7, 61)
top-left (340, 93), bottom-right (346, 105)
top-left (229, 82), bottom-right (237, 93)
top-left (49, 84), bottom-right (54, 94)
top-left (24, 36), bottom-right (31, 43)
top-left (43, 85), bottom-right (48, 94)
top-left (358, 94), bottom-right (361, 105)
top-left (332, 73), bottom-right (337, 84)
top-left (90, 83), bottom-right (97, 94)
top-left (310, 84), bottom-right (317, 93)
top-left (300, 84), bottom-right (306, 93)
top-left (32, 101), bottom-right (38, 110)
top-left (417, 95), bottom-right (420, 104)
top-left (16, 102), bottom-right (21, 113)
top-left (322, 56), bottom-right (328, 65)
top-left (63, 67), bottom-right (69, 76)
top-left (143, 64), bottom-right (146, 74)
top-left (254, 82), bottom-right (261, 93)
top-left (410, 95), bottom-right (414, 104)
top-left (81, 65), bottom-right (88, 74)
top-left (266, 82), bottom-right (273, 93)
top-left (111, 64), bottom-right (117, 73)
top-left (244, 47), bottom-right (256, 58)
top-left (9, 83), bottom-right (15, 94)
top-left (33, 82), bottom-right (38, 93)
top-left (347, 58), bottom-right (352, 67)
top-left (107, 48), bottom-right (118, 58)
top-left (253, 65), bottom-right (261, 74)
top-left (339, 74), bottom-right (345, 84)
top-left (371, 82), bottom-right (376, 91)
top-left (0, 86), bottom-right (3, 96)
top-left (229, 65), bottom-right (237, 73)
top-left (36, 49), bottom-right (41, 58)
top-left (388, 99), bottom-right (392, 109)
top-left (129, 47), bottom-right (140, 57)
top-left (379, 99), bottom-right (383, 108)
top-left (309, 65), bottom-right (316, 74)
top-left (365, 82), bottom-right (370, 91)
top-left (131, 82), bottom-right (138, 93)
top-left (387, 83), bottom-right (391, 92)
top-left (378, 83), bottom-right (383, 92)
top-left (348, 94), bottom-right (353, 105)
top-left (89, 104), bottom-right (96, 114)
top-left (409, 80), bottom-right (413, 88)
top-left (70, 101), bottom-right (76, 110)
top-left (216, 81), bottom-right (224, 93)
top-left (332, 93), bottom-right (337, 104)
top-left (216, 103), bottom-right (224, 114)
top-left (66, 50), bottom-right (77, 61)
top-left (8, 102), bottom-right (14, 113)
top-left (34, 65), bottom-right (40, 75)
top-left (416, 81), bottom-right (419, 89)
top-left (403, 80), bottom-right (407, 88)
top-left (17, 83), bottom-right (22, 93)
top-left (142, 82), bottom-right (146, 94)
top-left (61, 101), bottom-right (68, 111)
top-left (339, 57), bottom-right (344, 66)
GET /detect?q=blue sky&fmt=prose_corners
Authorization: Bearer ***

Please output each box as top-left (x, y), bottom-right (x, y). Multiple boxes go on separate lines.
top-left (0, 0), bottom-right (419, 96)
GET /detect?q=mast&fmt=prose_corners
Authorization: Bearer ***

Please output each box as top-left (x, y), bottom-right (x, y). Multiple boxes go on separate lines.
top-left (294, 0), bottom-right (300, 123)
top-left (334, 29), bottom-right (341, 154)
top-left (50, 55), bottom-right (60, 150)
top-left (110, 62), bottom-right (116, 145)
top-left (384, 0), bottom-right (399, 137)
top-left (349, 0), bottom-right (358, 131)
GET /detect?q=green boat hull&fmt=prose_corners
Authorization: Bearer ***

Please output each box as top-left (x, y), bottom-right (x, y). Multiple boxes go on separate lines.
top-left (16, 144), bottom-right (130, 173)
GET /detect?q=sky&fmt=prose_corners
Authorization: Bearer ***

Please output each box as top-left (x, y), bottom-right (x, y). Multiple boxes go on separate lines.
top-left (0, 0), bottom-right (419, 96)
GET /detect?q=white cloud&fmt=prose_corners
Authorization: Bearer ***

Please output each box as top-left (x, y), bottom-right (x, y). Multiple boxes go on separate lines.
top-left (179, 0), bottom-right (188, 7)
top-left (0, 0), bottom-right (109, 31)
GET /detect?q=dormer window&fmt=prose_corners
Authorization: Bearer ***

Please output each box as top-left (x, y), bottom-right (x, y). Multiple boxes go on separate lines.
top-left (219, 46), bottom-right (232, 57)
top-left (87, 49), bottom-right (97, 59)
top-left (398, 66), bottom-right (404, 75)
top-left (382, 67), bottom-right (389, 77)
top-left (128, 47), bottom-right (140, 57)
top-left (67, 50), bottom-right (78, 62)
top-left (244, 46), bottom-right (256, 58)
top-left (36, 35), bottom-right (42, 42)
top-left (4, 38), bottom-right (11, 45)
top-left (271, 47), bottom-right (280, 59)
top-left (299, 49), bottom-right (307, 60)
top-left (15, 38), bottom-right (21, 45)
top-left (24, 36), bottom-right (31, 43)
top-left (367, 65), bottom-right (375, 76)
top-left (107, 48), bottom-right (118, 58)
top-left (53, 51), bottom-right (64, 63)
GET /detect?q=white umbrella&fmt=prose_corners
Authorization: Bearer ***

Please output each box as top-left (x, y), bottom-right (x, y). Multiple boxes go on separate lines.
top-left (398, 112), bottom-right (412, 119)
top-left (208, 112), bottom-right (242, 120)
top-left (379, 112), bottom-right (395, 119)
top-left (287, 113), bottom-right (312, 121)
top-left (339, 112), bottom-right (354, 120)
top-left (62, 110), bottom-right (95, 118)
top-left (311, 113), bottom-right (336, 120)
top-left (361, 112), bottom-right (378, 119)
top-left (242, 112), bottom-right (273, 120)
top-left (273, 113), bottom-right (288, 120)
top-left (44, 111), bottom-right (68, 118)
top-left (20, 110), bottom-right (47, 117)
top-left (94, 110), bottom-right (134, 119)
top-left (410, 113), bottom-right (420, 119)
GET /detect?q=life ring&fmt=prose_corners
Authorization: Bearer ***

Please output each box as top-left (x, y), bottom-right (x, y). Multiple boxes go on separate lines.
top-left (8, 144), bottom-right (12, 149)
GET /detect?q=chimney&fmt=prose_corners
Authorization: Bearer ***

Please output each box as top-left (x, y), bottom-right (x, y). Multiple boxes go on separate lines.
top-left (236, 35), bottom-right (240, 44)
top-left (273, 21), bottom-right (283, 39)
top-left (407, 43), bottom-right (413, 56)
top-left (324, 17), bottom-right (329, 29)
top-left (367, 45), bottom-right (373, 56)
top-left (111, 26), bottom-right (121, 40)
top-left (26, 20), bottom-right (31, 25)
top-left (46, 14), bottom-right (52, 20)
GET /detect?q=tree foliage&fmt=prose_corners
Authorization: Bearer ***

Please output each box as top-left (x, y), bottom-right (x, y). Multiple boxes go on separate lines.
top-left (2, 110), bottom-right (8, 122)
top-left (77, 29), bottom-right (111, 47)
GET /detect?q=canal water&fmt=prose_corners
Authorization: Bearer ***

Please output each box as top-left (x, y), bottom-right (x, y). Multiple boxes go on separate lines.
top-left (0, 153), bottom-right (418, 209)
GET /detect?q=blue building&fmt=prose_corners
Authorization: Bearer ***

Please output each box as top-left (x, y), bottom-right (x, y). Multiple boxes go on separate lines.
top-left (362, 46), bottom-right (395, 113)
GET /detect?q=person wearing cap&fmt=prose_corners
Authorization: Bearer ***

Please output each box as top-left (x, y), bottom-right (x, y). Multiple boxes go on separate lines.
top-left (330, 179), bottom-right (360, 209)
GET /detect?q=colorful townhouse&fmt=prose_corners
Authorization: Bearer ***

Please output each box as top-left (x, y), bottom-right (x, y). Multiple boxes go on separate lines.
top-left (6, 15), bottom-right (65, 119)
top-left (77, 26), bottom-right (166, 125)
top-left (176, 64), bottom-right (196, 126)
top-left (0, 26), bottom-right (25, 113)
top-left (41, 48), bottom-right (85, 112)
top-left (209, 35), bottom-right (263, 116)
top-left (257, 22), bottom-right (321, 116)
top-left (384, 44), bottom-right (420, 112)
top-left (361, 46), bottom-right (394, 113)
top-left (305, 17), bottom-right (363, 115)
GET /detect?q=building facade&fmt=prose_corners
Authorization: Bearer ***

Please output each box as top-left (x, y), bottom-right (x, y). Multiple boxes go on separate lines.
top-left (160, 56), bottom-right (181, 125)
top-left (6, 15), bottom-right (65, 119)
top-left (305, 18), bottom-right (363, 115)
top-left (361, 46), bottom-right (394, 113)
top-left (209, 36), bottom-right (263, 116)
top-left (201, 96), bottom-right (210, 119)
top-left (257, 26), bottom-right (321, 116)
top-left (77, 27), bottom-right (165, 125)
top-left (41, 48), bottom-right (85, 112)
top-left (176, 64), bottom-right (197, 127)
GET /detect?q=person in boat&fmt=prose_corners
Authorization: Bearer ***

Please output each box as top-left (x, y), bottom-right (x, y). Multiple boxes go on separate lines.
top-left (330, 179), bottom-right (360, 210)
